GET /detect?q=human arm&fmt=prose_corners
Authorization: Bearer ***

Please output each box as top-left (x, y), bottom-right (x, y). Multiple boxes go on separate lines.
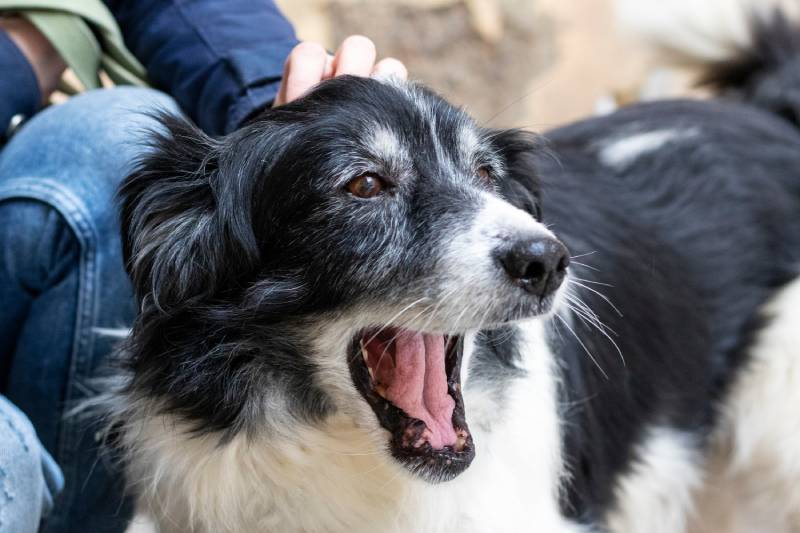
top-left (103, 0), bottom-right (298, 136)
top-left (0, 16), bottom-right (65, 138)
top-left (104, 1), bottom-right (407, 134)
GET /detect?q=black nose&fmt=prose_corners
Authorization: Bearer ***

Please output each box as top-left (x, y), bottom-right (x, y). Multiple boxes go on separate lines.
top-left (496, 237), bottom-right (570, 296)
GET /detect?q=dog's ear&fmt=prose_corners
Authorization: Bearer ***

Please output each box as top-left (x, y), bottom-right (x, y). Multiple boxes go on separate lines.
top-left (488, 129), bottom-right (544, 220)
top-left (120, 113), bottom-right (265, 309)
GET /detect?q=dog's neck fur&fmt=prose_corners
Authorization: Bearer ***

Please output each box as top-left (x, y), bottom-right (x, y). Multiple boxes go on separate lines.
top-left (123, 319), bottom-right (581, 533)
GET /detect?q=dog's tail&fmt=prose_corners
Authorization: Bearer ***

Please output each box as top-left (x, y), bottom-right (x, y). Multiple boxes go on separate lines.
top-left (616, 0), bottom-right (800, 125)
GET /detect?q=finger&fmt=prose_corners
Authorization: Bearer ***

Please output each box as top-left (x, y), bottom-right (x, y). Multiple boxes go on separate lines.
top-left (322, 53), bottom-right (335, 80)
top-left (371, 57), bottom-right (408, 80)
top-left (275, 41), bottom-right (328, 106)
top-left (332, 35), bottom-right (377, 77)
top-left (275, 59), bottom-right (291, 106)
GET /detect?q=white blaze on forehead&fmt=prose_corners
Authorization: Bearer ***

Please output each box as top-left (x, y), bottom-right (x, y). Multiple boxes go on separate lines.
top-left (458, 123), bottom-right (482, 160)
top-left (406, 86), bottom-right (455, 174)
top-left (459, 124), bottom-right (501, 174)
top-left (381, 79), bottom-right (494, 181)
top-left (363, 125), bottom-right (410, 167)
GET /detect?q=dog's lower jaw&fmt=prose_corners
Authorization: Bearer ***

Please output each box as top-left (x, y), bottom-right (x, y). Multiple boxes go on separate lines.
top-left (119, 319), bottom-right (581, 533)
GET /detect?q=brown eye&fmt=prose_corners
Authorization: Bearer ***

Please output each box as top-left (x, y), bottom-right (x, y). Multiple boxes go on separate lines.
top-left (346, 173), bottom-right (386, 198)
top-left (476, 166), bottom-right (492, 184)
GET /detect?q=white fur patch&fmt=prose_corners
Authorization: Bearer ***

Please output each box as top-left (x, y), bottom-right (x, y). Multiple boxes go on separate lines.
top-left (605, 427), bottom-right (703, 533)
top-left (124, 514), bottom-right (157, 533)
top-left (690, 275), bottom-right (800, 533)
top-left (116, 162), bottom-right (583, 532)
top-left (122, 318), bottom-right (585, 533)
top-left (363, 125), bottom-right (409, 168)
top-left (600, 129), bottom-right (697, 168)
top-left (616, 0), bottom-right (800, 63)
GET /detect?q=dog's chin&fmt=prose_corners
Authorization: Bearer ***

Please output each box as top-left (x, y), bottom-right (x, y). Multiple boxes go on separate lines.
top-left (347, 329), bottom-right (474, 483)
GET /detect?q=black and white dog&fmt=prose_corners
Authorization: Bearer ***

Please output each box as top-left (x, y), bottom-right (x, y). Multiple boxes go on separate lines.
top-left (113, 3), bottom-right (800, 532)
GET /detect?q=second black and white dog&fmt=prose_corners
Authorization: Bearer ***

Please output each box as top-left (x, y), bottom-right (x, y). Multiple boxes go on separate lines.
top-left (112, 3), bottom-right (800, 532)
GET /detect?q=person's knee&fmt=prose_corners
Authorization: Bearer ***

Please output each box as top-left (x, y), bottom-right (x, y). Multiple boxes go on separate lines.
top-left (0, 87), bottom-right (181, 243)
top-left (0, 88), bottom-right (180, 192)
top-left (0, 397), bottom-right (62, 531)
top-left (42, 87), bottom-right (178, 161)
top-left (0, 396), bottom-right (42, 472)
top-left (0, 199), bottom-right (78, 292)
top-left (55, 87), bottom-right (179, 134)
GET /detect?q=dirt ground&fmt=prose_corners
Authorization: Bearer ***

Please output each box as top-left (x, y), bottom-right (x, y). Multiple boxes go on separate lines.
top-left (276, 0), bottom-right (699, 130)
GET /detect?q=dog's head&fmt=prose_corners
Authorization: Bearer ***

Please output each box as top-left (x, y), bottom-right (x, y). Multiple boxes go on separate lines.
top-left (120, 76), bottom-right (569, 482)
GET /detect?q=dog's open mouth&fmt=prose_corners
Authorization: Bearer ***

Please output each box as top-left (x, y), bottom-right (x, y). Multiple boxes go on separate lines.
top-left (348, 328), bottom-right (475, 482)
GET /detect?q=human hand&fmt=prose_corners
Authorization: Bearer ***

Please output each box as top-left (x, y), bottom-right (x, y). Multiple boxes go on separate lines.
top-left (0, 16), bottom-right (65, 103)
top-left (274, 35), bottom-right (407, 107)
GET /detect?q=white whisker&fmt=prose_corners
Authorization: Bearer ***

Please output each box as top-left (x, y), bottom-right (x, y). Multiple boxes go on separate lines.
top-left (564, 293), bottom-right (626, 368)
top-left (555, 313), bottom-right (609, 380)
top-left (569, 261), bottom-right (599, 272)
top-left (569, 280), bottom-right (624, 317)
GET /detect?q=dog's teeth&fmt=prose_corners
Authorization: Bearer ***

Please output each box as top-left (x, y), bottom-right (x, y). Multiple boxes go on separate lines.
top-left (375, 384), bottom-right (387, 398)
top-left (455, 433), bottom-right (468, 452)
top-left (360, 341), bottom-right (378, 382)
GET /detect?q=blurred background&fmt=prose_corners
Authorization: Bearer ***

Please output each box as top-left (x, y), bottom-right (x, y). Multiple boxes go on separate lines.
top-left (276, 0), bottom-right (706, 130)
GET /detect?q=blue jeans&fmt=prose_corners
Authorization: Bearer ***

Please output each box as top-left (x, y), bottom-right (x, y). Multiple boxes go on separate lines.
top-left (0, 87), bottom-right (178, 532)
top-left (0, 396), bottom-right (61, 533)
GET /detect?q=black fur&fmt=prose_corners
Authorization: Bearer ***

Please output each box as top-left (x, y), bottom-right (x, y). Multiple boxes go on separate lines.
top-left (701, 10), bottom-right (800, 126)
top-left (118, 77), bottom-right (541, 437)
top-left (519, 25), bottom-right (800, 523)
top-left (540, 98), bottom-right (800, 522)
top-left (117, 13), bottom-right (800, 527)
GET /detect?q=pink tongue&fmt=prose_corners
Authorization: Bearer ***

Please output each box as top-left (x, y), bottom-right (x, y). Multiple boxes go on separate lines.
top-left (379, 331), bottom-right (457, 449)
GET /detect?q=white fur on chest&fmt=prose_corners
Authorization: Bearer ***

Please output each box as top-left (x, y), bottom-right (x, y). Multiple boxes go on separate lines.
top-left (125, 319), bottom-right (579, 533)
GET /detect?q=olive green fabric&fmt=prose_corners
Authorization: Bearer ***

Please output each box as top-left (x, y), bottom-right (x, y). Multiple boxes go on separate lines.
top-left (0, 0), bottom-right (148, 91)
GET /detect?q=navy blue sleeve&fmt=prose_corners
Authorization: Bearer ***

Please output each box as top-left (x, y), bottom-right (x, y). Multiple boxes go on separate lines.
top-left (0, 29), bottom-right (40, 142)
top-left (104, 1), bottom-right (299, 136)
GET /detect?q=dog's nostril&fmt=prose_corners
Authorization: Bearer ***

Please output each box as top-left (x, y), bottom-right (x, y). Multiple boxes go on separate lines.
top-left (523, 260), bottom-right (547, 283)
top-left (496, 237), bottom-right (569, 296)
top-left (557, 254), bottom-right (570, 273)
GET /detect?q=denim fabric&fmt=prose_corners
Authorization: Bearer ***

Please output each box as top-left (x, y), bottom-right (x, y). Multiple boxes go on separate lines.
top-left (0, 396), bottom-right (63, 533)
top-left (0, 87), bottom-right (179, 533)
